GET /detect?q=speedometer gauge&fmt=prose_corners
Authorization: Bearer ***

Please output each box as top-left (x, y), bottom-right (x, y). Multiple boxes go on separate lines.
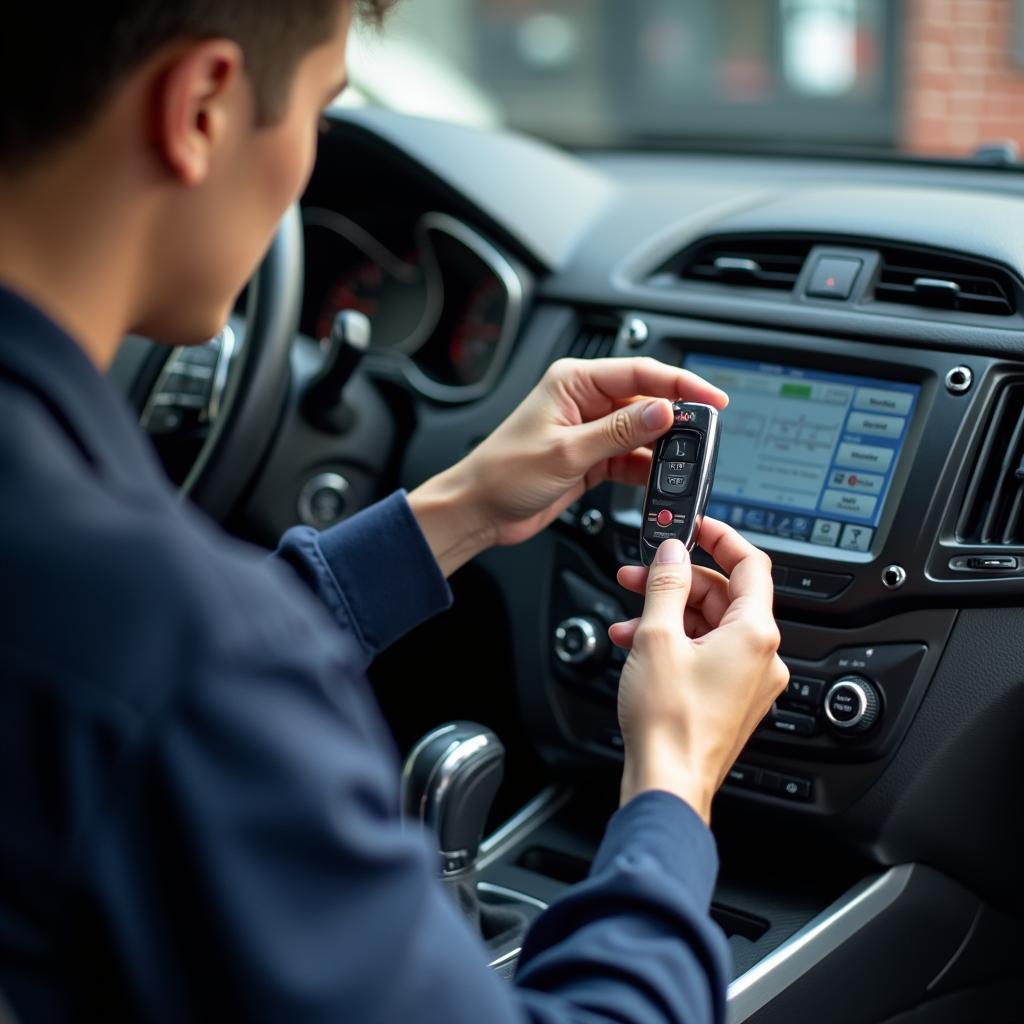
top-left (315, 251), bottom-right (428, 350)
top-left (302, 208), bottom-right (439, 353)
top-left (449, 277), bottom-right (506, 386)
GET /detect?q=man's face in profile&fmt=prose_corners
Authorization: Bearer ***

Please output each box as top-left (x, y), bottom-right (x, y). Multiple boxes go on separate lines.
top-left (140, 2), bottom-right (353, 348)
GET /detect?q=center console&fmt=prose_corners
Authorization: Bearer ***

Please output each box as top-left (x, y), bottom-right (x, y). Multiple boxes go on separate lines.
top-left (538, 311), bottom-right (1021, 818)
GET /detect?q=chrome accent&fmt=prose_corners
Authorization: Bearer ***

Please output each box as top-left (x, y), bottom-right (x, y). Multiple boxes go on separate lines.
top-left (824, 678), bottom-right (869, 730)
top-left (944, 365), bottom-right (973, 395)
top-left (140, 325), bottom-right (236, 433)
top-left (882, 563), bottom-right (907, 590)
top-left (477, 786), bottom-right (571, 870)
top-left (479, 883), bottom-right (549, 969)
top-left (400, 723), bottom-right (457, 823)
top-left (368, 211), bottom-right (527, 404)
top-left (580, 508), bottom-right (605, 536)
top-left (424, 730), bottom-right (499, 875)
top-left (727, 866), bottom-right (914, 1023)
top-left (640, 404), bottom-right (720, 561)
top-left (478, 882), bottom-right (548, 913)
top-left (620, 317), bottom-right (650, 349)
top-left (207, 323), bottom-right (236, 422)
top-left (487, 947), bottom-right (522, 971)
top-left (554, 617), bottom-right (599, 665)
top-left (297, 473), bottom-right (352, 529)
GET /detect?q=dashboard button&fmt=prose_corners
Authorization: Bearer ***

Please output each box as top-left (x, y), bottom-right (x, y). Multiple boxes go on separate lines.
top-left (784, 569), bottom-right (852, 599)
top-left (835, 442), bottom-right (894, 474)
top-left (820, 489), bottom-right (878, 519)
top-left (771, 564), bottom-right (789, 588)
top-left (779, 775), bottom-right (812, 800)
top-left (784, 676), bottom-right (825, 708)
top-left (853, 387), bottom-right (915, 417)
top-left (758, 770), bottom-right (782, 794)
top-left (807, 256), bottom-right (862, 300)
top-left (726, 763), bottom-right (760, 789)
top-left (810, 518), bottom-right (841, 547)
top-left (769, 708), bottom-right (818, 736)
top-left (839, 524), bottom-right (873, 552)
top-left (846, 411), bottom-right (906, 440)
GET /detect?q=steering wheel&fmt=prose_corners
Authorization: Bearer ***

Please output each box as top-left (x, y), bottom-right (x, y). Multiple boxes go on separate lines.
top-left (119, 206), bottom-right (304, 520)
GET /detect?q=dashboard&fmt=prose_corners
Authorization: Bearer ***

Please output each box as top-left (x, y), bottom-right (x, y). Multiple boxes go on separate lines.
top-left (236, 110), bottom-right (1024, 942)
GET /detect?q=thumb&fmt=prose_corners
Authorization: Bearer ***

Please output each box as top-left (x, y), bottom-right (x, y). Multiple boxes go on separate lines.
top-left (581, 397), bottom-right (674, 464)
top-left (640, 539), bottom-right (693, 634)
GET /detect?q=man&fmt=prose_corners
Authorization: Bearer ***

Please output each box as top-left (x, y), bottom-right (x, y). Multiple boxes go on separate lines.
top-left (0, 1), bottom-right (788, 1021)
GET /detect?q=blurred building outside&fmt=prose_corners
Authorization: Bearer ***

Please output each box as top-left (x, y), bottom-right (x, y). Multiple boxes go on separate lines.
top-left (342, 0), bottom-right (1024, 159)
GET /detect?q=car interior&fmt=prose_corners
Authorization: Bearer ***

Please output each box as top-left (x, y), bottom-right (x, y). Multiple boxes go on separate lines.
top-left (108, 18), bottom-right (1024, 1023)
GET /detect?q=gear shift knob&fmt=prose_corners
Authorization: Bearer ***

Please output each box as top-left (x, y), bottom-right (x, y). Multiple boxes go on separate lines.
top-left (401, 721), bottom-right (504, 875)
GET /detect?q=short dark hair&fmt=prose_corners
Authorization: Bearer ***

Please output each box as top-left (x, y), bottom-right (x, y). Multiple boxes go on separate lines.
top-left (0, 0), bottom-right (395, 171)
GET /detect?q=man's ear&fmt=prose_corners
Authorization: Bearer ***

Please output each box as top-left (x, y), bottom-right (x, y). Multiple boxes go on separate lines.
top-left (152, 39), bottom-right (246, 186)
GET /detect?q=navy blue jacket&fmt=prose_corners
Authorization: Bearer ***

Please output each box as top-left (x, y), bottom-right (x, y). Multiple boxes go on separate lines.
top-left (0, 284), bottom-right (731, 1022)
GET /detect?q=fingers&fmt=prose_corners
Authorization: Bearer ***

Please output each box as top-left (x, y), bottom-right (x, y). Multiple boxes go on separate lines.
top-left (557, 357), bottom-right (728, 409)
top-left (636, 539), bottom-right (693, 634)
top-left (576, 396), bottom-right (673, 466)
top-left (618, 562), bottom-right (731, 625)
top-left (605, 449), bottom-right (654, 488)
top-left (610, 607), bottom-right (715, 649)
top-left (697, 517), bottom-right (775, 608)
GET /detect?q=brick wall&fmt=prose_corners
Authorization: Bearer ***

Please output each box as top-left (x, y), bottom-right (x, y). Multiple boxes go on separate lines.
top-left (904, 0), bottom-right (1024, 155)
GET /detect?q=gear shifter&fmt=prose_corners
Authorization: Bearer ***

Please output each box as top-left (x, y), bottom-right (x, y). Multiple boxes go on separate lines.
top-left (402, 722), bottom-right (546, 974)
top-left (401, 721), bottom-right (504, 876)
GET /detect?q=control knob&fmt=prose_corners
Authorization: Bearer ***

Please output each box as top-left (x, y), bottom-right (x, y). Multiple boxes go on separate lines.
top-left (553, 616), bottom-right (606, 666)
top-left (824, 676), bottom-right (881, 734)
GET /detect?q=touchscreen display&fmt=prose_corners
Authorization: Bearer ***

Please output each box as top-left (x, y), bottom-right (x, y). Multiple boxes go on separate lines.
top-left (683, 354), bottom-right (920, 552)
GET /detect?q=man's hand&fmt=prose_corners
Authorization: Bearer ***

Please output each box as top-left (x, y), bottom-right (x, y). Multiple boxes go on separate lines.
top-left (408, 357), bottom-right (727, 576)
top-left (611, 521), bottom-right (789, 825)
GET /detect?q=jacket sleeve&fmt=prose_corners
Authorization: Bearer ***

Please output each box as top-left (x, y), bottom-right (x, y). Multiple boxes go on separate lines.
top-left (73, 583), bottom-right (731, 1024)
top-left (272, 489), bottom-right (453, 666)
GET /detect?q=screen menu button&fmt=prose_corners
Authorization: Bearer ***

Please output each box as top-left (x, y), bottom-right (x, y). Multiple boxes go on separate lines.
top-left (820, 489), bottom-right (878, 519)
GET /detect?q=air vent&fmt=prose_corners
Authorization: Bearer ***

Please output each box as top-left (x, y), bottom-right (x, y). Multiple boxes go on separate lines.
top-left (566, 320), bottom-right (617, 360)
top-left (873, 248), bottom-right (1016, 317)
top-left (675, 236), bottom-right (813, 292)
top-left (957, 381), bottom-right (1024, 544)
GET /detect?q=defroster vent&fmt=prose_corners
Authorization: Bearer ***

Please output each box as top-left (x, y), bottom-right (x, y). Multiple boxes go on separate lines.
top-left (566, 319), bottom-right (618, 360)
top-left (957, 381), bottom-right (1024, 544)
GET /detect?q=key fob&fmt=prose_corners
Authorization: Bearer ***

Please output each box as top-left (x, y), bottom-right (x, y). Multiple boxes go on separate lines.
top-left (640, 402), bottom-right (720, 565)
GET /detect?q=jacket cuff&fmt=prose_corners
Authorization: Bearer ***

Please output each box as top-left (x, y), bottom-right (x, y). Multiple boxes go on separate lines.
top-left (279, 490), bottom-right (453, 658)
top-left (592, 790), bottom-right (720, 911)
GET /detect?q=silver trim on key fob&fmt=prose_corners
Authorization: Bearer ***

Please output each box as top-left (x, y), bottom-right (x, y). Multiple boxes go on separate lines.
top-left (640, 402), bottom-right (720, 564)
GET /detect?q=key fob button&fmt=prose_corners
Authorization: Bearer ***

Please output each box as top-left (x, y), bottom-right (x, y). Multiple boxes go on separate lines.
top-left (657, 463), bottom-right (695, 497)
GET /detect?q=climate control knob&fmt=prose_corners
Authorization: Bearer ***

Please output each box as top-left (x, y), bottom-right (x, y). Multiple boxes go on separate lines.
top-left (553, 617), bottom-right (605, 666)
top-left (824, 676), bottom-right (881, 734)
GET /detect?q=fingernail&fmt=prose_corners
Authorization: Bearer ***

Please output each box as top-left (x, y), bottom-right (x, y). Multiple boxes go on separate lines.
top-left (656, 538), bottom-right (686, 564)
top-left (641, 399), bottom-right (668, 430)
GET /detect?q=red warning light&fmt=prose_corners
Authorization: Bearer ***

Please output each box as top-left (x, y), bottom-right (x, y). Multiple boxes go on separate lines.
top-left (825, 276), bottom-right (837, 288)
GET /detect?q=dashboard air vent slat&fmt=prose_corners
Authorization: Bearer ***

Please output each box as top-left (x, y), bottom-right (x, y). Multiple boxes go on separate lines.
top-left (678, 237), bottom-right (812, 292)
top-left (957, 382), bottom-right (1024, 544)
top-left (873, 250), bottom-right (1016, 317)
top-left (566, 322), bottom-right (617, 360)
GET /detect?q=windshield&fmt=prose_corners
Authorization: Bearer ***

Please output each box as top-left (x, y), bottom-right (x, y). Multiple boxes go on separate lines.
top-left (345, 0), bottom-right (1024, 161)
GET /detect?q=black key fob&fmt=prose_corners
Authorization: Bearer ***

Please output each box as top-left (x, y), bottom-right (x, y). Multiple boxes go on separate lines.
top-left (640, 401), bottom-right (720, 565)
